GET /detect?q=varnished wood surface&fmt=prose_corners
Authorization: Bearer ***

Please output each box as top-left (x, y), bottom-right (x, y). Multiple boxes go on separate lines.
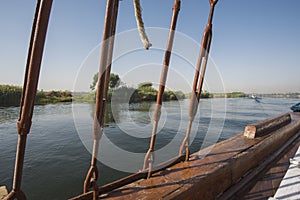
top-left (69, 113), bottom-right (300, 200)
top-left (243, 138), bottom-right (300, 200)
top-left (99, 114), bottom-right (300, 200)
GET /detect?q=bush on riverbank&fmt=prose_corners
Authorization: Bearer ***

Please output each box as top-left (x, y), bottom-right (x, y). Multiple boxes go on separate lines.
top-left (225, 92), bottom-right (247, 98)
top-left (212, 92), bottom-right (247, 98)
top-left (0, 85), bottom-right (22, 107)
top-left (185, 91), bottom-right (213, 99)
top-left (35, 90), bottom-right (72, 104)
top-left (75, 83), bottom-right (186, 104)
top-left (0, 84), bottom-right (72, 107)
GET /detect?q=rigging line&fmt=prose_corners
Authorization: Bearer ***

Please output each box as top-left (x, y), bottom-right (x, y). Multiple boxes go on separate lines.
top-left (179, 0), bottom-right (219, 161)
top-left (6, 1), bottom-right (53, 200)
top-left (142, 0), bottom-right (181, 179)
top-left (83, 0), bottom-right (119, 199)
top-left (133, 0), bottom-right (152, 50)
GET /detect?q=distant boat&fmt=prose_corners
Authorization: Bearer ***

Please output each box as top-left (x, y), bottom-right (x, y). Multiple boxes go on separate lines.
top-left (291, 102), bottom-right (300, 112)
top-left (250, 94), bottom-right (262, 102)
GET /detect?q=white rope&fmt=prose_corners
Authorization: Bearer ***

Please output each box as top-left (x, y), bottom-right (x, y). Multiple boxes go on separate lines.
top-left (133, 0), bottom-right (152, 50)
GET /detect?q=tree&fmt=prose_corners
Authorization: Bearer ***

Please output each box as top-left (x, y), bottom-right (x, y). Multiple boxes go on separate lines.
top-left (90, 73), bottom-right (120, 90)
top-left (109, 73), bottom-right (120, 89)
top-left (90, 73), bottom-right (98, 90)
top-left (138, 82), bottom-right (153, 89)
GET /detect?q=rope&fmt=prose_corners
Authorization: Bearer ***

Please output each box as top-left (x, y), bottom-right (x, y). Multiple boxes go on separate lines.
top-left (133, 0), bottom-right (152, 50)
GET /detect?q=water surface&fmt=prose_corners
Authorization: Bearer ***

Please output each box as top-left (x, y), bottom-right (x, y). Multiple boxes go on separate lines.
top-left (0, 98), bottom-right (298, 199)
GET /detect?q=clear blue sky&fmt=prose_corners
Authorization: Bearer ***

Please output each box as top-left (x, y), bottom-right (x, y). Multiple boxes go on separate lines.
top-left (0, 0), bottom-right (299, 93)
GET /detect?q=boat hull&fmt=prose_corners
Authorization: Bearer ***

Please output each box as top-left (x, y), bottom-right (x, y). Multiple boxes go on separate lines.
top-left (291, 103), bottom-right (300, 112)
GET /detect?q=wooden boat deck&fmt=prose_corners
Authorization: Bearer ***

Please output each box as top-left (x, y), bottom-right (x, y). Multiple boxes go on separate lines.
top-left (238, 138), bottom-right (300, 199)
top-left (273, 144), bottom-right (300, 199)
top-left (89, 112), bottom-right (300, 200)
top-left (244, 112), bottom-right (300, 200)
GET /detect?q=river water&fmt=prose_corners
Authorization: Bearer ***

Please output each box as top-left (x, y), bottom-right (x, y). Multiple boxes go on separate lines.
top-left (0, 98), bottom-right (298, 199)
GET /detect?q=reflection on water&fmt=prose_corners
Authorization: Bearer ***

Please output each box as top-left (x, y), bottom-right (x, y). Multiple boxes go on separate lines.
top-left (0, 98), bottom-right (299, 199)
top-left (0, 107), bottom-right (19, 124)
top-left (82, 102), bottom-right (153, 126)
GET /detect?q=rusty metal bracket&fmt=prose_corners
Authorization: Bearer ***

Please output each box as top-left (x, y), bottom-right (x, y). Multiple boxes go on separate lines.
top-left (179, 0), bottom-right (219, 161)
top-left (84, 166), bottom-right (99, 193)
top-left (142, 0), bottom-right (181, 178)
top-left (69, 155), bottom-right (185, 200)
top-left (6, 1), bottom-right (53, 199)
top-left (83, 0), bottom-right (119, 199)
top-left (5, 190), bottom-right (26, 200)
top-left (83, 165), bottom-right (99, 200)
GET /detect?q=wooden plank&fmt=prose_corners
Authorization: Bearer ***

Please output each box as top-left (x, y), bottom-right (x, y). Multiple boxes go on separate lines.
top-left (99, 133), bottom-right (256, 199)
top-left (69, 113), bottom-right (300, 200)
top-left (243, 139), bottom-right (300, 200)
top-left (244, 113), bottom-right (291, 138)
top-left (0, 186), bottom-right (8, 199)
top-left (273, 142), bottom-right (300, 199)
top-left (220, 132), bottom-right (300, 200)
top-left (291, 112), bottom-right (300, 121)
top-left (164, 162), bottom-right (232, 200)
top-left (232, 120), bottom-right (300, 183)
top-left (99, 120), bottom-right (300, 199)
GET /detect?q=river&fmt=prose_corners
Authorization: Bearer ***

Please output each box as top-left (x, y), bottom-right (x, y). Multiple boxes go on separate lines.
top-left (0, 98), bottom-right (298, 199)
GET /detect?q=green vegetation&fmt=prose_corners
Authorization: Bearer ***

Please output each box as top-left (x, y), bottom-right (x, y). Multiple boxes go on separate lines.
top-left (90, 73), bottom-right (120, 90)
top-left (185, 91), bottom-right (248, 99)
top-left (2, 80), bottom-right (298, 108)
top-left (201, 91), bottom-right (213, 98)
top-left (185, 91), bottom-right (213, 99)
top-left (35, 90), bottom-right (72, 104)
top-left (73, 92), bottom-right (95, 103)
top-left (226, 92), bottom-right (247, 98)
top-left (213, 92), bottom-right (247, 98)
top-left (117, 82), bottom-right (185, 103)
top-left (131, 82), bottom-right (157, 102)
top-left (138, 82), bottom-right (153, 89)
top-left (0, 84), bottom-right (72, 107)
top-left (82, 74), bottom-right (186, 104)
top-left (75, 81), bottom-right (186, 104)
top-left (0, 85), bottom-right (22, 107)
top-left (0, 77), bottom-right (185, 107)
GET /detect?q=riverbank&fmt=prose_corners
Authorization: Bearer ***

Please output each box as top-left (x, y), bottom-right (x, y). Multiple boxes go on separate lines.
top-left (74, 85), bottom-right (185, 104)
top-left (0, 85), bottom-right (72, 107)
top-left (0, 84), bottom-right (185, 107)
top-left (1, 84), bottom-right (299, 107)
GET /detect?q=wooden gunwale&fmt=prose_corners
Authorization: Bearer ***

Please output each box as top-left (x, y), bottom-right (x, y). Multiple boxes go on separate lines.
top-left (70, 113), bottom-right (300, 200)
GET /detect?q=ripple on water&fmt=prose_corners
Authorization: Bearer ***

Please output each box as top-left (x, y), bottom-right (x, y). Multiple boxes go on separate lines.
top-left (0, 98), bottom-right (298, 199)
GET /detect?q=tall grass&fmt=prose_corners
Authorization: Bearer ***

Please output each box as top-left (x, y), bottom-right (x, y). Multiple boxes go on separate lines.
top-left (0, 85), bottom-right (72, 107)
top-left (0, 85), bottom-right (22, 107)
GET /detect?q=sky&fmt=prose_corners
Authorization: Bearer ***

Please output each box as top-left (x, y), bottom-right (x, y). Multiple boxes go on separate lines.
top-left (0, 0), bottom-right (300, 93)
